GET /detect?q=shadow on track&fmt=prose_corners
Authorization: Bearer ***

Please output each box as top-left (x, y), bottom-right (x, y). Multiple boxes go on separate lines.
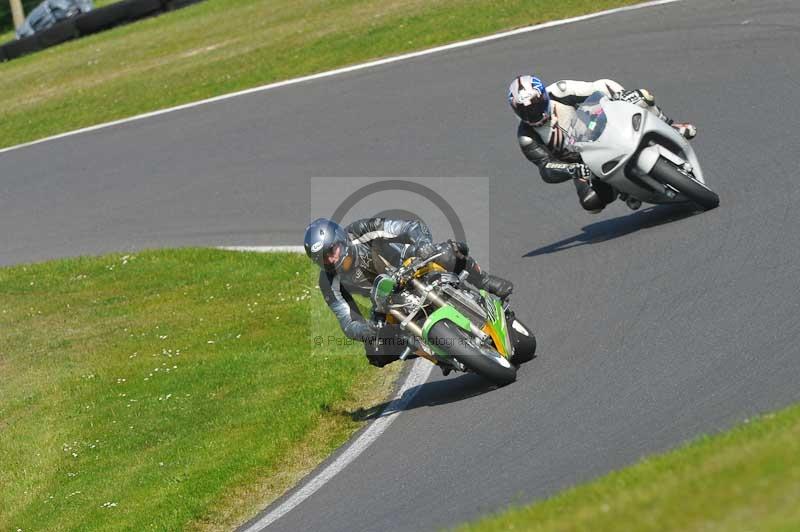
top-left (523, 203), bottom-right (699, 258)
top-left (352, 372), bottom-right (495, 421)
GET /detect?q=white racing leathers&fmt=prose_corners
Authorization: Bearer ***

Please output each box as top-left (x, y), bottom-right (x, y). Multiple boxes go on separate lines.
top-left (517, 79), bottom-right (670, 210)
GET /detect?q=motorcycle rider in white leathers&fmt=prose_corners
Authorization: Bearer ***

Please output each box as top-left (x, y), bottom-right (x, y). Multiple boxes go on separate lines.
top-left (509, 76), bottom-right (697, 213)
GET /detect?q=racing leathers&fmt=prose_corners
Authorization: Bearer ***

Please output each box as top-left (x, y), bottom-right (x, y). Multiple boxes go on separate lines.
top-left (318, 218), bottom-right (513, 367)
top-left (517, 79), bottom-right (686, 212)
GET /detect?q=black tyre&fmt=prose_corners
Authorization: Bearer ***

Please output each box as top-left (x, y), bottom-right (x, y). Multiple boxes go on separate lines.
top-left (650, 158), bottom-right (719, 210)
top-left (509, 318), bottom-right (537, 366)
top-left (428, 319), bottom-right (516, 386)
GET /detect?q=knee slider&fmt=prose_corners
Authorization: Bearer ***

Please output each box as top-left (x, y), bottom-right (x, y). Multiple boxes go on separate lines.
top-left (580, 188), bottom-right (606, 211)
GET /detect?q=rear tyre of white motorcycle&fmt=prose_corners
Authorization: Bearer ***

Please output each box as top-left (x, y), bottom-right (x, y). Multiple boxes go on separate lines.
top-left (650, 158), bottom-right (720, 210)
top-left (427, 319), bottom-right (517, 386)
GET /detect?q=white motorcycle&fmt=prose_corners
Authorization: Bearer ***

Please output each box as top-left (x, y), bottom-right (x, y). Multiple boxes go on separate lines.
top-left (566, 91), bottom-right (719, 211)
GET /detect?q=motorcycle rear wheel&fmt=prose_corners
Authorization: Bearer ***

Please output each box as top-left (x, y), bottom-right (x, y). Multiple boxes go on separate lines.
top-left (650, 158), bottom-right (720, 210)
top-left (427, 319), bottom-right (517, 386)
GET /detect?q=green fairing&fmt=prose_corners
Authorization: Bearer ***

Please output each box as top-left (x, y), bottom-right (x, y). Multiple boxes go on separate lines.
top-left (481, 290), bottom-right (512, 357)
top-left (422, 306), bottom-right (472, 358)
top-left (376, 276), bottom-right (395, 297)
top-left (492, 297), bottom-right (512, 356)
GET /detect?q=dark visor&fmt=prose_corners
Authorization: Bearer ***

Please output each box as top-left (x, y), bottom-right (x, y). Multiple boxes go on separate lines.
top-left (519, 99), bottom-right (548, 124)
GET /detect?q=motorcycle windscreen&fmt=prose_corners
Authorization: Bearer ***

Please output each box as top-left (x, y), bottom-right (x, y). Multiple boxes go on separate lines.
top-left (567, 91), bottom-right (608, 145)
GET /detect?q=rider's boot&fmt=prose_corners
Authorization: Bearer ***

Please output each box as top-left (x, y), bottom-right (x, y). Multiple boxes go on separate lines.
top-left (671, 123), bottom-right (698, 140)
top-left (627, 89), bottom-right (697, 140)
top-left (479, 272), bottom-right (514, 300)
top-left (653, 106), bottom-right (697, 139)
top-left (463, 258), bottom-right (514, 300)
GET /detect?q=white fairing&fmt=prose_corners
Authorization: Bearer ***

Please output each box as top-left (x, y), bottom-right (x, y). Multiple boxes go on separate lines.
top-left (635, 145), bottom-right (661, 174)
top-left (567, 93), bottom-right (707, 205)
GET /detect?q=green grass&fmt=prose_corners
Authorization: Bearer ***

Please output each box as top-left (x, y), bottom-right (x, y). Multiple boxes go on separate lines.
top-left (456, 404), bottom-right (800, 532)
top-left (0, 0), bottom-right (641, 148)
top-left (0, 249), bottom-right (398, 531)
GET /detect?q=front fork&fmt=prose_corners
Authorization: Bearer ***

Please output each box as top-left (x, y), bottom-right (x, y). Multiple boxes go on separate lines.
top-left (387, 279), bottom-right (489, 363)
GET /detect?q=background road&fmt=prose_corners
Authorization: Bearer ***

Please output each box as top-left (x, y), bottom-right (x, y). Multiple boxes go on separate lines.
top-left (3, 1), bottom-right (800, 530)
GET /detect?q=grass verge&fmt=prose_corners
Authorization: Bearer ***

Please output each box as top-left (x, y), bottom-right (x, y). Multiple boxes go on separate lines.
top-left (0, 0), bottom-right (642, 148)
top-left (456, 403), bottom-right (800, 532)
top-left (0, 248), bottom-right (400, 531)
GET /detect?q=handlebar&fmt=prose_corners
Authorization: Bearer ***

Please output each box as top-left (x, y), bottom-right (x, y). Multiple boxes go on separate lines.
top-left (391, 242), bottom-right (450, 282)
top-left (371, 242), bottom-right (451, 310)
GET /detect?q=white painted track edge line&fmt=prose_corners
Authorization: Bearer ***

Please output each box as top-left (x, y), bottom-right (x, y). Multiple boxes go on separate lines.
top-left (218, 245), bottom-right (305, 253)
top-left (241, 359), bottom-right (434, 531)
top-left (0, 0), bottom-right (683, 155)
top-left (221, 242), bottom-right (435, 532)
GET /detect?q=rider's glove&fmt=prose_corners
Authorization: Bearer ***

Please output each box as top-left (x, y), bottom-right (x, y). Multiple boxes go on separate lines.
top-left (354, 321), bottom-right (379, 345)
top-left (414, 242), bottom-right (437, 260)
top-left (570, 163), bottom-right (592, 181)
top-left (612, 89), bottom-right (655, 107)
top-left (447, 239), bottom-right (469, 259)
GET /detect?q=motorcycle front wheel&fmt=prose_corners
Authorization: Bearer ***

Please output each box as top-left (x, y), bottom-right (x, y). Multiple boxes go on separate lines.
top-left (650, 158), bottom-right (720, 210)
top-left (427, 319), bottom-right (517, 386)
top-left (509, 317), bottom-right (537, 366)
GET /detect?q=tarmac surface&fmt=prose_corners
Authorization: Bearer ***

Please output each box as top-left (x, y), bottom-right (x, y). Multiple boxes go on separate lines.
top-left (3, 1), bottom-right (799, 530)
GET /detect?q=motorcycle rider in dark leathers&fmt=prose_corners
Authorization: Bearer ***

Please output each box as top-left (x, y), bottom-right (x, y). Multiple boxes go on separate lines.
top-left (508, 76), bottom-right (698, 213)
top-left (304, 217), bottom-right (514, 368)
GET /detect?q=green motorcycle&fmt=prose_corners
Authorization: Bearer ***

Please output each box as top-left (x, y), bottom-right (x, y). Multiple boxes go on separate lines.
top-left (371, 243), bottom-right (536, 386)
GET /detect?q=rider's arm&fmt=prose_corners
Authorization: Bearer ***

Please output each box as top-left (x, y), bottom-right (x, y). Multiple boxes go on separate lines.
top-left (612, 88), bottom-right (672, 123)
top-left (517, 122), bottom-right (586, 184)
top-left (347, 218), bottom-right (433, 247)
top-left (546, 79), bottom-right (625, 106)
top-left (319, 270), bottom-right (376, 342)
top-left (551, 79), bottom-right (670, 122)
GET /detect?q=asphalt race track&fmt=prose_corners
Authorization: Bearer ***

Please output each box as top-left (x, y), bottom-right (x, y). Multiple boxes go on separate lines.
top-left (3, 1), bottom-right (800, 530)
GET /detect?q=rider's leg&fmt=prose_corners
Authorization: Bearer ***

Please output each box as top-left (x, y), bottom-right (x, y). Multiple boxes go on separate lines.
top-left (475, 267), bottom-right (514, 300)
top-left (619, 89), bottom-right (697, 139)
top-left (574, 176), bottom-right (616, 213)
top-left (670, 123), bottom-right (698, 140)
top-left (639, 89), bottom-right (697, 139)
top-left (435, 246), bottom-right (513, 300)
